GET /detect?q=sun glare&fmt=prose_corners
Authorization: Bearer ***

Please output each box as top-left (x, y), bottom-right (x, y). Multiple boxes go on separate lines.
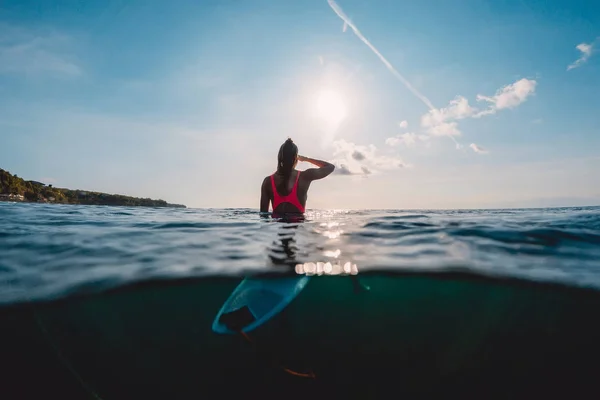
top-left (315, 88), bottom-right (347, 127)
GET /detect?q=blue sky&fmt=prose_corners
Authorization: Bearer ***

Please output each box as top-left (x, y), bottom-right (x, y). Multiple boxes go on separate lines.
top-left (1, 0), bottom-right (599, 209)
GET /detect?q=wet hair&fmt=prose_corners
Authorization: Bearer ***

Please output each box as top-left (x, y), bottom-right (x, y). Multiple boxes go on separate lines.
top-left (276, 138), bottom-right (298, 195)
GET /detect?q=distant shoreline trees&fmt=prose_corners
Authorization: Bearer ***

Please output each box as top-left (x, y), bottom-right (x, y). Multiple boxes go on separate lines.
top-left (0, 168), bottom-right (186, 208)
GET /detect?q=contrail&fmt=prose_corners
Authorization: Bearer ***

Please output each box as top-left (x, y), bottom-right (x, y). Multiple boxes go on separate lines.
top-left (327, 0), bottom-right (436, 111)
top-left (327, 0), bottom-right (463, 148)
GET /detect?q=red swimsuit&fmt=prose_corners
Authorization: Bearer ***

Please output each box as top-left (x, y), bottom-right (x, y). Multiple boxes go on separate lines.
top-left (270, 171), bottom-right (305, 213)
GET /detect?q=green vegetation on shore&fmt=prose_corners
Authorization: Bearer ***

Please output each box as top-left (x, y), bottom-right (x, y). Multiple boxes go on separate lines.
top-left (0, 168), bottom-right (186, 208)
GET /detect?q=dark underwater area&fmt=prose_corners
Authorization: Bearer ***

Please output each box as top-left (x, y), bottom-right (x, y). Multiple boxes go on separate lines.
top-left (3, 270), bottom-right (600, 400)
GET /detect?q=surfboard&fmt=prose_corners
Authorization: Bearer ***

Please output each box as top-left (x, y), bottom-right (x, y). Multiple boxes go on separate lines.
top-left (212, 275), bottom-right (311, 334)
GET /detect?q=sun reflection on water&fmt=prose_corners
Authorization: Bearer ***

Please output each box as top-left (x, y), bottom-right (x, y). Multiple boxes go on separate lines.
top-left (295, 261), bottom-right (358, 276)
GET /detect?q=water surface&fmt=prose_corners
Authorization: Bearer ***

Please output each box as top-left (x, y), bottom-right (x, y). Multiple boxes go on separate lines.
top-left (1, 203), bottom-right (599, 399)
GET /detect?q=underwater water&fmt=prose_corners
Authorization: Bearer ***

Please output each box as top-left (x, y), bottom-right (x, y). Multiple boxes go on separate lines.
top-left (1, 203), bottom-right (600, 399)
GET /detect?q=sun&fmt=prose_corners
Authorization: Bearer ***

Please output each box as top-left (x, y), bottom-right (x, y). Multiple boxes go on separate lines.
top-left (315, 88), bottom-right (347, 128)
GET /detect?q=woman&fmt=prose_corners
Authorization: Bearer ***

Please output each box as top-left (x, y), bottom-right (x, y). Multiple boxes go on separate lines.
top-left (261, 138), bottom-right (369, 294)
top-left (260, 138), bottom-right (335, 215)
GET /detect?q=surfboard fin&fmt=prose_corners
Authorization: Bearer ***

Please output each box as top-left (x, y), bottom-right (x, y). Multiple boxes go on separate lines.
top-left (282, 367), bottom-right (316, 379)
top-left (238, 331), bottom-right (316, 379)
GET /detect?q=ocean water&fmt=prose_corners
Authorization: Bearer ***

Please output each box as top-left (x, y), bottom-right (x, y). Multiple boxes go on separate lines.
top-left (1, 202), bottom-right (600, 399)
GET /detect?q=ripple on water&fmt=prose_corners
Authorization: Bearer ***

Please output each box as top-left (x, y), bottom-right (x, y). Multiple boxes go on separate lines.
top-left (0, 204), bottom-right (599, 305)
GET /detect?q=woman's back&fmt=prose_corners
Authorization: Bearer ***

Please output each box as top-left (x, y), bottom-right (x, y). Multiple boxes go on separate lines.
top-left (259, 139), bottom-right (335, 215)
top-left (270, 169), bottom-right (307, 214)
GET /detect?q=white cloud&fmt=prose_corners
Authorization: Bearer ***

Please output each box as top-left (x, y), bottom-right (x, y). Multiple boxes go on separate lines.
top-left (418, 134), bottom-right (431, 143)
top-left (326, 1), bottom-right (535, 156)
top-left (0, 23), bottom-right (81, 76)
top-left (331, 139), bottom-right (410, 175)
top-left (385, 132), bottom-right (427, 147)
top-left (567, 42), bottom-right (594, 71)
top-left (420, 96), bottom-right (477, 137)
top-left (424, 96), bottom-right (477, 125)
top-left (385, 137), bottom-right (401, 147)
top-left (475, 78), bottom-right (537, 114)
top-left (470, 143), bottom-right (489, 154)
top-left (419, 78), bottom-right (537, 144)
top-left (430, 121), bottom-right (461, 137)
top-left (398, 120), bottom-right (408, 129)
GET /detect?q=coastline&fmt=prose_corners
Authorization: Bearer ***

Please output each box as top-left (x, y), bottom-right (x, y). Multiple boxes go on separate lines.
top-left (0, 168), bottom-right (186, 208)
